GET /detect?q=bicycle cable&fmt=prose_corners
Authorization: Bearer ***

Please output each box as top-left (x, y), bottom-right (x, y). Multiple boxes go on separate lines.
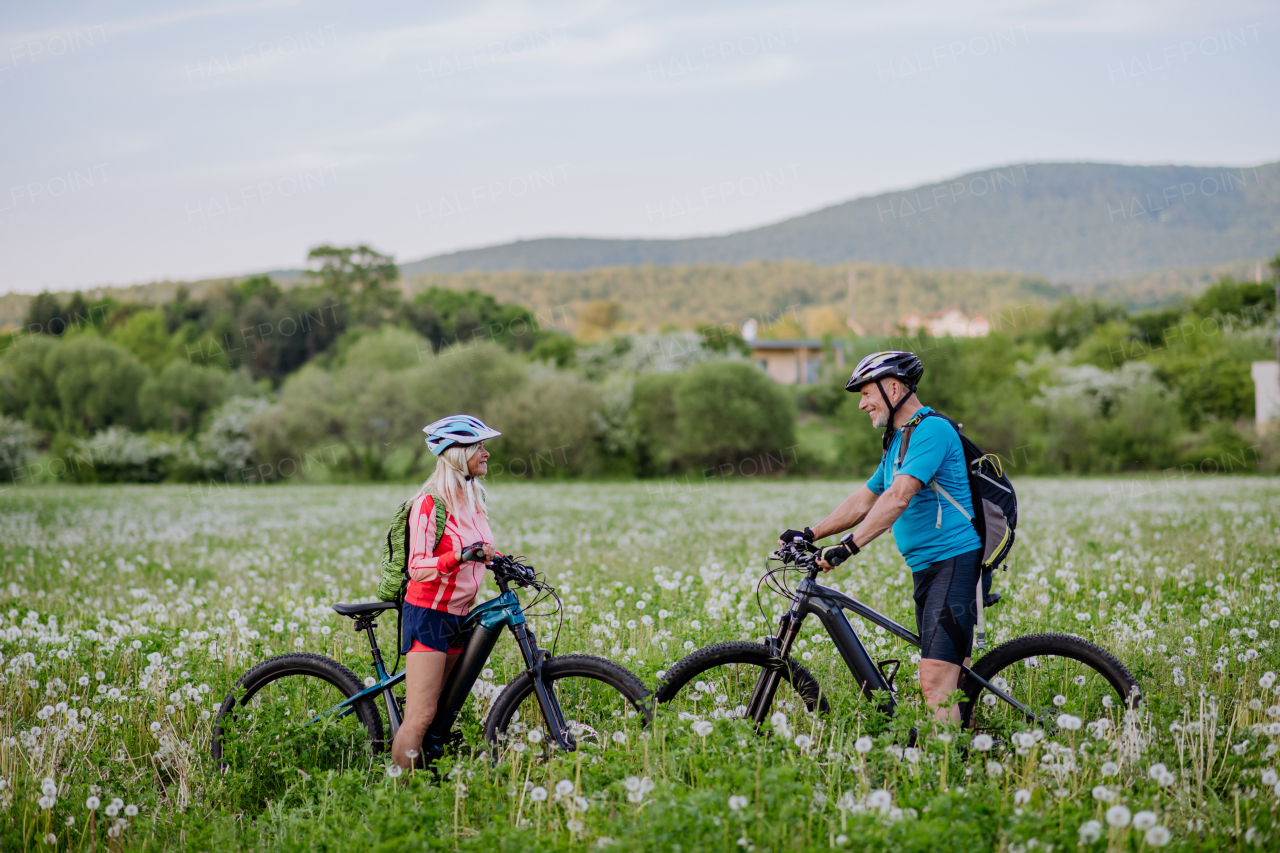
top-left (755, 557), bottom-right (798, 627)
top-left (507, 559), bottom-right (567, 659)
top-left (754, 543), bottom-right (820, 628)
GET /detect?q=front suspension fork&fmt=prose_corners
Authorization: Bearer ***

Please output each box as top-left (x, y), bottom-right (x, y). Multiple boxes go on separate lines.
top-left (748, 610), bottom-right (803, 728)
top-left (512, 623), bottom-right (574, 751)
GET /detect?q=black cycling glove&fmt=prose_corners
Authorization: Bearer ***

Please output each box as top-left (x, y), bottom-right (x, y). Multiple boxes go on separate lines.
top-left (780, 527), bottom-right (814, 544)
top-left (818, 534), bottom-right (860, 569)
top-left (460, 541), bottom-right (488, 563)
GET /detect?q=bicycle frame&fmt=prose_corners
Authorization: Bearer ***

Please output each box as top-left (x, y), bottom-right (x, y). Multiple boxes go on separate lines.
top-left (320, 583), bottom-right (580, 759)
top-left (748, 567), bottom-right (1033, 725)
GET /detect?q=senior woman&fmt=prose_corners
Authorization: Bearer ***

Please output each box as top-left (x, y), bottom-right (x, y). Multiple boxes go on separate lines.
top-left (390, 414), bottom-right (502, 770)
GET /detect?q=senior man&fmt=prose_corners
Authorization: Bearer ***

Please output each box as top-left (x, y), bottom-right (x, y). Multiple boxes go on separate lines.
top-left (779, 351), bottom-right (989, 722)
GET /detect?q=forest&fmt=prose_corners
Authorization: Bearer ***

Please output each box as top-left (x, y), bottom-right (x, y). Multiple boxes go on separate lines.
top-left (1, 246), bottom-right (1277, 487)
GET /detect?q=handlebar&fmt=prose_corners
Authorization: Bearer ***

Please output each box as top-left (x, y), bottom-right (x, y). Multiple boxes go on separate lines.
top-left (489, 553), bottom-right (540, 590)
top-left (460, 544), bottom-right (544, 592)
top-left (771, 540), bottom-right (822, 579)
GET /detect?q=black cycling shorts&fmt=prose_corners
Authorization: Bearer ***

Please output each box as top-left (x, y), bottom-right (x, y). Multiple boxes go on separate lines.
top-left (400, 603), bottom-right (470, 655)
top-left (911, 547), bottom-right (989, 666)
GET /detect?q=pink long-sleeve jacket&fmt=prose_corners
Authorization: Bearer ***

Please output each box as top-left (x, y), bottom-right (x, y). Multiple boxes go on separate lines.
top-left (403, 494), bottom-right (494, 615)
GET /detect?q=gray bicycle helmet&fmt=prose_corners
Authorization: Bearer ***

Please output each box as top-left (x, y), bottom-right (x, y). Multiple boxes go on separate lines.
top-left (845, 351), bottom-right (924, 392)
top-left (845, 351), bottom-right (924, 451)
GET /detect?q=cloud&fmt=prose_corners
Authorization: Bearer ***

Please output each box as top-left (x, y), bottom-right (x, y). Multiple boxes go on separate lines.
top-left (4, 0), bottom-right (303, 48)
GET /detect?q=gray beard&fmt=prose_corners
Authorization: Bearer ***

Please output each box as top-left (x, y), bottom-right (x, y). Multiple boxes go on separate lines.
top-left (871, 411), bottom-right (889, 429)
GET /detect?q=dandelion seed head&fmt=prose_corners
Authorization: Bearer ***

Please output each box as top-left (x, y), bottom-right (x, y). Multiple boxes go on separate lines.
top-left (1105, 805), bottom-right (1131, 827)
top-left (1078, 820), bottom-right (1103, 843)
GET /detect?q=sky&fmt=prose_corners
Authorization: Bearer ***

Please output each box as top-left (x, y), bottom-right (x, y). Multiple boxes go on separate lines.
top-left (2, 0), bottom-right (1278, 293)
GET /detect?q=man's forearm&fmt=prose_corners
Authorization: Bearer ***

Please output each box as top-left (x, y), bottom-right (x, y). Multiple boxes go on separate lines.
top-left (811, 487), bottom-right (877, 540)
top-left (850, 496), bottom-right (907, 548)
top-left (850, 476), bottom-right (922, 548)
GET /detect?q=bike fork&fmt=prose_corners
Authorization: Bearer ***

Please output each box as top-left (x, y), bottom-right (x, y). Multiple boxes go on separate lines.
top-left (513, 624), bottom-right (574, 751)
top-left (748, 611), bottom-right (803, 729)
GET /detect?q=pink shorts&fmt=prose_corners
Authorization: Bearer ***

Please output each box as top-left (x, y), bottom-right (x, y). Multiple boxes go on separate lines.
top-left (407, 639), bottom-right (463, 655)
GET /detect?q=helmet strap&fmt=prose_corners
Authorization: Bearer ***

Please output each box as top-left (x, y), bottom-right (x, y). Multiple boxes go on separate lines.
top-left (875, 379), bottom-right (915, 451)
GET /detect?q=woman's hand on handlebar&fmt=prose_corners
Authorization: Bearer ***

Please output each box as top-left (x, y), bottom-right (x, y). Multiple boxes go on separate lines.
top-left (458, 542), bottom-right (495, 564)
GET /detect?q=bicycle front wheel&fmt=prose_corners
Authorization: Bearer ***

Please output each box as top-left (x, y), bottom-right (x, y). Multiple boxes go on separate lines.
top-left (212, 653), bottom-right (384, 774)
top-left (483, 654), bottom-right (651, 760)
top-left (961, 633), bottom-right (1140, 736)
top-left (655, 641), bottom-right (830, 720)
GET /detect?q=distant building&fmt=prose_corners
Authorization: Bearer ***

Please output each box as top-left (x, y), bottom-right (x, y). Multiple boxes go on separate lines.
top-left (750, 340), bottom-right (845, 385)
top-left (898, 308), bottom-right (989, 338)
top-left (1253, 361), bottom-right (1280, 432)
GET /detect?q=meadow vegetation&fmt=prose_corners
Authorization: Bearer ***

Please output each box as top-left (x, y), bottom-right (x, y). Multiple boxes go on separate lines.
top-left (1, 477), bottom-right (1278, 851)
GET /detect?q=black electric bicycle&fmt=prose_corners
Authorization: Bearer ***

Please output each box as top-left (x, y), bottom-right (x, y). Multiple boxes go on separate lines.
top-left (212, 552), bottom-right (651, 770)
top-left (656, 541), bottom-right (1140, 736)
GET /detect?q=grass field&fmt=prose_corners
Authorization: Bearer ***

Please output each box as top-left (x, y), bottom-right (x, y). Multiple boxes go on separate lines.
top-left (2, 477), bottom-right (1279, 851)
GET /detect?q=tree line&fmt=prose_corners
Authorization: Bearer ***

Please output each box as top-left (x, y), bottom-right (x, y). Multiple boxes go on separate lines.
top-left (1, 247), bottom-right (1277, 485)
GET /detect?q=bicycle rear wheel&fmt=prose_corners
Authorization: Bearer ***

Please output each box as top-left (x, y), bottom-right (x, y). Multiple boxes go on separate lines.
top-left (212, 653), bottom-right (384, 773)
top-left (655, 641), bottom-right (830, 721)
top-left (961, 633), bottom-right (1140, 736)
top-left (483, 654), bottom-right (651, 761)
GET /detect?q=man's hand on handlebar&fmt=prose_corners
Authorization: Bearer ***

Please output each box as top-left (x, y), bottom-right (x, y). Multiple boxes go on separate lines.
top-left (778, 527), bottom-right (814, 548)
top-left (816, 534), bottom-right (860, 572)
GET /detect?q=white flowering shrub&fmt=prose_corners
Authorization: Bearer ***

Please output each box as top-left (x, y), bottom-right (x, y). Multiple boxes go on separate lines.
top-left (199, 396), bottom-right (270, 478)
top-left (0, 414), bottom-right (37, 476)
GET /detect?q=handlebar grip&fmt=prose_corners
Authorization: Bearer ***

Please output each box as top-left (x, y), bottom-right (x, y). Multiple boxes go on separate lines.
top-left (460, 544), bottom-right (487, 563)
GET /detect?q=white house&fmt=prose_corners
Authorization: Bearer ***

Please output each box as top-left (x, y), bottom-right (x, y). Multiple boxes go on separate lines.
top-left (898, 308), bottom-right (990, 338)
top-left (1252, 361), bottom-right (1280, 431)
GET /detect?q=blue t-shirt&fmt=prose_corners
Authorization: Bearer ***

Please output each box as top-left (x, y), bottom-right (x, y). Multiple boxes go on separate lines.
top-left (866, 408), bottom-right (982, 571)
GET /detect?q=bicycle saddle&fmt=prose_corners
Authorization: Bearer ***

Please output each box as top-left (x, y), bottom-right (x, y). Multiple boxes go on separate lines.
top-left (332, 601), bottom-right (398, 618)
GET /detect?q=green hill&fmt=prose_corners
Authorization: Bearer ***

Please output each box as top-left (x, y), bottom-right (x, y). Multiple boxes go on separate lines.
top-left (404, 161), bottom-right (1280, 282)
top-left (6, 257), bottom-right (1269, 338)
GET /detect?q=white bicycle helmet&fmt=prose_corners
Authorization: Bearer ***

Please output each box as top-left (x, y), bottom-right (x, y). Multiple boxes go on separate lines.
top-left (422, 415), bottom-right (501, 456)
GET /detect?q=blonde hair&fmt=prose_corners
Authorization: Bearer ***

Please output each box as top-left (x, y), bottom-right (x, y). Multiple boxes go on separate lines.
top-left (416, 443), bottom-right (487, 517)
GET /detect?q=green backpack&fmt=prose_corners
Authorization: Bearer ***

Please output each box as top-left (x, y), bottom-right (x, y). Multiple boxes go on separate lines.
top-left (377, 492), bottom-right (448, 602)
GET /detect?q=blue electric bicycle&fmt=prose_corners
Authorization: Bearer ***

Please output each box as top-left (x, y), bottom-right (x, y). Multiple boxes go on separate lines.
top-left (212, 553), bottom-right (651, 770)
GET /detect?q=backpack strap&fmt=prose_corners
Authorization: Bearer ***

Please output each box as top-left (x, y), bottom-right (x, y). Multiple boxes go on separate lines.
top-left (896, 412), bottom-right (971, 530)
top-left (894, 410), bottom-right (939, 469)
top-left (425, 492), bottom-right (449, 553)
top-left (397, 493), bottom-right (450, 593)
top-left (930, 480), bottom-right (971, 525)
